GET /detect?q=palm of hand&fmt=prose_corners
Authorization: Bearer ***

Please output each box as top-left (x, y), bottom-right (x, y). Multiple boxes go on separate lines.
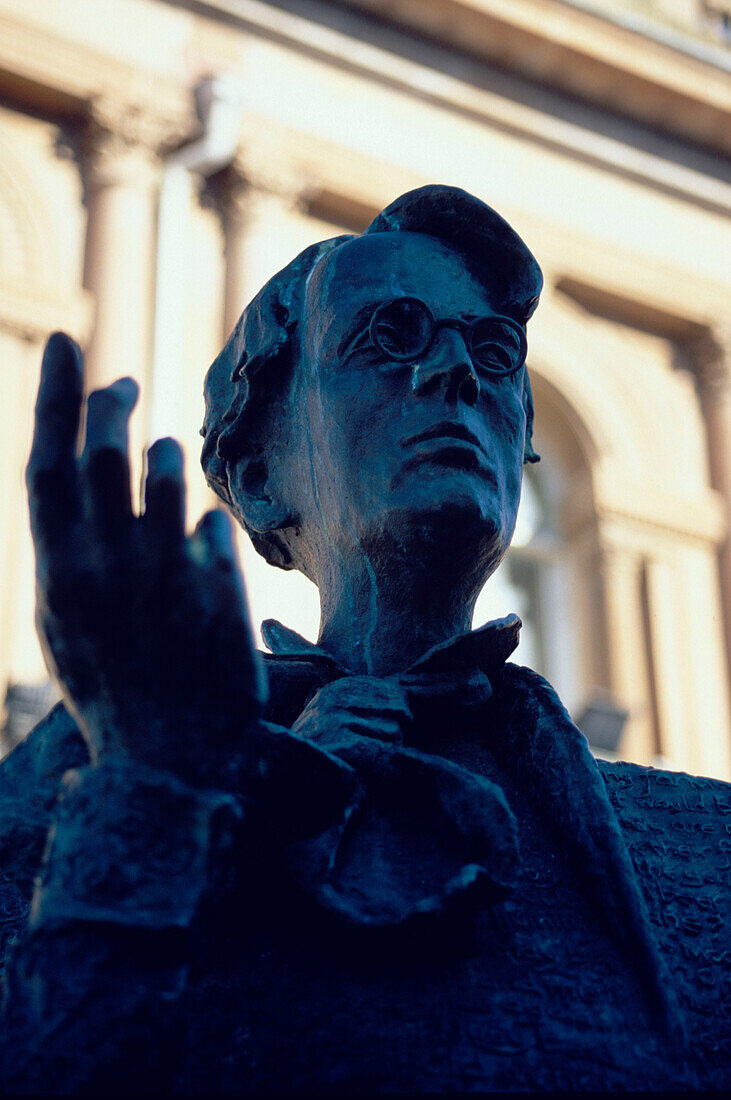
top-left (27, 333), bottom-right (265, 788)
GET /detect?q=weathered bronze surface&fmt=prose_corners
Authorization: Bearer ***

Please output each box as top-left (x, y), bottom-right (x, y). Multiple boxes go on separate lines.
top-left (1, 186), bottom-right (729, 1092)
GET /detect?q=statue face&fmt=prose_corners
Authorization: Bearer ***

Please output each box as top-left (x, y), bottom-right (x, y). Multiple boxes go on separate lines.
top-left (286, 230), bottom-right (527, 583)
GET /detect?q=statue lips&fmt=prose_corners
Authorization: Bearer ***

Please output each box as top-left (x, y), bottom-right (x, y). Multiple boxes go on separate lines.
top-left (400, 421), bottom-right (492, 475)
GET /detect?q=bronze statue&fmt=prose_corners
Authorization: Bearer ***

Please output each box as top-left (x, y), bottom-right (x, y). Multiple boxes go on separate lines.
top-left (1, 186), bottom-right (728, 1092)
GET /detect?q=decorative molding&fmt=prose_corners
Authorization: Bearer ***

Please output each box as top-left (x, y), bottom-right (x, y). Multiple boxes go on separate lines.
top-left (530, 215), bottom-right (728, 341)
top-left (202, 164), bottom-right (249, 226)
top-left (233, 116), bottom-right (420, 218)
top-left (86, 95), bottom-right (190, 159)
top-left (231, 141), bottom-right (321, 208)
top-left (0, 12), bottom-right (194, 198)
top-left (2, 3), bottom-right (728, 221)
top-left (329, 0), bottom-right (731, 147)
top-left (203, 116), bottom-right (729, 338)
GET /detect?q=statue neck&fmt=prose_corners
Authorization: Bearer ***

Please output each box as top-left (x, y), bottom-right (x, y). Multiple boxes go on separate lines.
top-left (315, 547), bottom-right (479, 676)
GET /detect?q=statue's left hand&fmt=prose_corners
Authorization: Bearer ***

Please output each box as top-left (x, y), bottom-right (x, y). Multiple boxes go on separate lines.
top-left (26, 332), bottom-right (266, 788)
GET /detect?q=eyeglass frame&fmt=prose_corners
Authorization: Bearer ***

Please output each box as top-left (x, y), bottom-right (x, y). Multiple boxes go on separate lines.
top-left (368, 296), bottom-right (528, 378)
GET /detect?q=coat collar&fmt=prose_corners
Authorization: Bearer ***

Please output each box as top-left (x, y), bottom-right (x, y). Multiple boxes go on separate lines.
top-left (261, 612), bottom-right (682, 1040)
top-left (261, 613), bottom-right (522, 678)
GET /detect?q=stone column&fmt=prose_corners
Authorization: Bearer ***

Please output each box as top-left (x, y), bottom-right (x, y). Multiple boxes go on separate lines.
top-left (205, 150), bottom-right (323, 644)
top-left (213, 160), bottom-right (250, 340)
top-left (80, 97), bottom-right (186, 491)
top-left (81, 97), bottom-right (182, 391)
top-left (689, 329), bottom-right (731, 681)
top-left (598, 538), bottom-right (659, 764)
top-left (642, 557), bottom-right (696, 771)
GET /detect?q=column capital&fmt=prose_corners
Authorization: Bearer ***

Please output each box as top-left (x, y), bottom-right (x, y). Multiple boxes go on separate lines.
top-left (227, 141), bottom-right (320, 215)
top-left (82, 94), bottom-right (190, 188)
top-left (204, 157), bottom-right (250, 227)
top-left (596, 528), bottom-right (646, 572)
top-left (685, 326), bottom-right (731, 394)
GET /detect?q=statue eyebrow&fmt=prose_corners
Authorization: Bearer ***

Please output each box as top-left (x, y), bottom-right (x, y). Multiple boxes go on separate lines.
top-left (337, 302), bottom-right (379, 358)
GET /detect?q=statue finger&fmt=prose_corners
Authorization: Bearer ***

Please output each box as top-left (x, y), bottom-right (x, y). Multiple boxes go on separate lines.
top-left (26, 333), bottom-right (83, 551)
top-left (81, 378), bottom-right (139, 540)
top-left (143, 437), bottom-right (186, 548)
top-left (193, 509), bottom-right (267, 706)
top-left (192, 509), bottom-right (245, 588)
top-left (192, 511), bottom-right (254, 625)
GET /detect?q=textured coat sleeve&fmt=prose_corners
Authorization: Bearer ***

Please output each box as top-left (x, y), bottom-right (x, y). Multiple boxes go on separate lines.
top-left (0, 710), bottom-right (358, 1093)
top-left (1, 758), bottom-right (241, 1094)
top-left (0, 703), bottom-right (89, 900)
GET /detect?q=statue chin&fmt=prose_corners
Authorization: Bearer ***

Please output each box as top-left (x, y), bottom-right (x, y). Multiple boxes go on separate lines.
top-left (356, 494), bottom-right (510, 585)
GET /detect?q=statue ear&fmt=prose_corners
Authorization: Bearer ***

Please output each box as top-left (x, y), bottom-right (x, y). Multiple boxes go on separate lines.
top-left (229, 456), bottom-right (299, 571)
top-left (229, 455), bottom-right (295, 535)
top-left (215, 395), bottom-right (305, 572)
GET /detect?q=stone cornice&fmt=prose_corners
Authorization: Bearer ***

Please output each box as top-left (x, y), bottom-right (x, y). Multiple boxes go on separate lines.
top-left (527, 212), bottom-right (729, 335)
top-left (0, 9), bottom-right (192, 134)
top-left (234, 117), bottom-right (421, 217)
top-left (180, 0), bottom-right (731, 217)
top-left (332, 0), bottom-right (731, 152)
top-left (1, 4), bottom-right (729, 217)
top-left (210, 117), bottom-right (729, 335)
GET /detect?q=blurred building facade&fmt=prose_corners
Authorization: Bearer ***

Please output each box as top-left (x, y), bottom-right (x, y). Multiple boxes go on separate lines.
top-left (0, 0), bottom-right (729, 777)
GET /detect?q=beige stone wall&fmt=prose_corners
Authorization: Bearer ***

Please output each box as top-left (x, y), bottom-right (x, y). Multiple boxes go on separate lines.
top-left (0, 0), bottom-right (728, 777)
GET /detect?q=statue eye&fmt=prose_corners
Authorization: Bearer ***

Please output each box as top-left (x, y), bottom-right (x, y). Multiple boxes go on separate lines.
top-left (370, 298), bottom-right (433, 360)
top-left (469, 318), bottom-right (525, 377)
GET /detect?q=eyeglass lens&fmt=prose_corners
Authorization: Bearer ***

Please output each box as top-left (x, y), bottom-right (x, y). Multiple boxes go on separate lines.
top-left (468, 318), bottom-right (524, 376)
top-left (370, 298), bottom-right (524, 375)
top-left (371, 299), bottom-right (433, 359)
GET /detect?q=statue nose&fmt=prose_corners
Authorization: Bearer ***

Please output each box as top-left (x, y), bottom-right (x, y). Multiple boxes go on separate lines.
top-left (411, 327), bottom-right (480, 405)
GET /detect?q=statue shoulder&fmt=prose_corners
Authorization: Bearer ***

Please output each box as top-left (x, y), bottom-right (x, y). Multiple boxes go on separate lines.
top-left (597, 756), bottom-right (731, 823)
top-left (0, 703), bottom-right (89, 897)
top-left (598, 757), bottom-right (730, 921)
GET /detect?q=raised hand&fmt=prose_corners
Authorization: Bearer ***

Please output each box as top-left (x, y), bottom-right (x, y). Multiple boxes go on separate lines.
top-left (26, 332), bottom-right (266, 789)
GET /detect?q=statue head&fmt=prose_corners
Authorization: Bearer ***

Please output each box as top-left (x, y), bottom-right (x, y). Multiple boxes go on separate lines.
top-left (201, 185), bottom-right (542, 604)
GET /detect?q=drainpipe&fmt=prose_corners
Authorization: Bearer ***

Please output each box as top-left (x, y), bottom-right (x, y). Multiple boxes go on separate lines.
top-left (148, 74), bottom-right (244, 442)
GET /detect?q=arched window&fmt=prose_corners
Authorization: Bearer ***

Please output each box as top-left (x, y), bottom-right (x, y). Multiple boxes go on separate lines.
top-left (472, 376), bottom-right (593, 724)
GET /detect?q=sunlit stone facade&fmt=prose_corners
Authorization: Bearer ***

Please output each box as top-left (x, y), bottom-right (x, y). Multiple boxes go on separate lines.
top-left (0, 0), bottom-right (729, 777)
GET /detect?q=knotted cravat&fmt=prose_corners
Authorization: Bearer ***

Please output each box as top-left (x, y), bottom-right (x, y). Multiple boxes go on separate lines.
top-left (260, 615), bottom-right (524, 925)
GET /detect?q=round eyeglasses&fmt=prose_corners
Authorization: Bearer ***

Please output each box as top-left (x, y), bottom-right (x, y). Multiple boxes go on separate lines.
top-left (368, 297), bottom-right (527, 378)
